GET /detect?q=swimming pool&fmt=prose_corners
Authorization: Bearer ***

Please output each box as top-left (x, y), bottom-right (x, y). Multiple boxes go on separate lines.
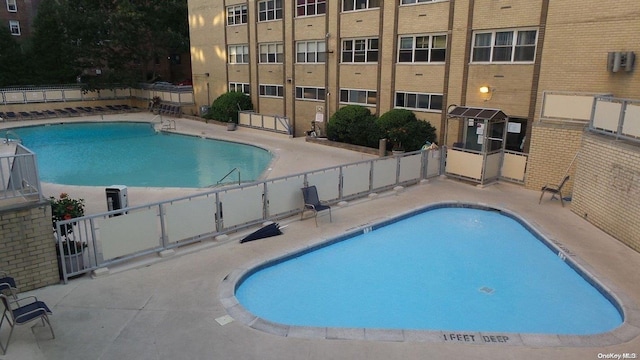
top-left (12, 122), bottom-right (273, 188)
top-left (227, 203), bottom-right (628, 344)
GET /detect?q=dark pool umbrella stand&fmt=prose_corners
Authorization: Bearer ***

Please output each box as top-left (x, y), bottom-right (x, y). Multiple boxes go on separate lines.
top-left (240, 223), bottom-right (284, 243)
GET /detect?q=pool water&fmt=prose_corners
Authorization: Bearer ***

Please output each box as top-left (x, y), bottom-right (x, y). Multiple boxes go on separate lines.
top-left (13, 122), bottom-right (272, 188)
top-left (236, 207), bottom-right (622, 335)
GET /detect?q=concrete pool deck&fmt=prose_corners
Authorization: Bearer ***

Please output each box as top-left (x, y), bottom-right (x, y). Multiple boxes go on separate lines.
top-left (2, 115), bottom-right (640, 359)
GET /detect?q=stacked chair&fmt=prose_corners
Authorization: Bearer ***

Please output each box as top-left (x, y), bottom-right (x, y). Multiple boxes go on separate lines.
top-left (0, 271), bottom-right (54, 354)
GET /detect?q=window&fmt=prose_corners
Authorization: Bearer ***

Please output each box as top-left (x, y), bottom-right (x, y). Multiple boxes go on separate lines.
top-left (401, 0), bottom-right (436, 4)
top-left (259, 84), bottom-right (284, 97)
top-left (258, 0), bottom-right (283, 22)
top-left (340, 88), bottom-right (377, 105)
top-left (227, 5), bottom-right (248, 25)
top-left (259, 43), bottom-right (284, 63)
top-left (395, 92), bottom-right (443, 111)
top-left (342, 0), bottom-right (380, 11)
top-left (228, 45), bottom-right (249, 64)
top-left (297, 0), bottom-right (326, 16)
top-left (342, 38), bottom-right (379, 63)
top-left (9, 20), bottom-right (20, 36)
top-left (229, 82), bottom-right (250, 94)
top-left (398, 34), bottom-right (446, 63)
top-left (295, 87), bottom-right (326, 101)
top-left (296, 41), bottom-right (326, 63)
top-left (472, 29), bottom-right (537, 63)
top-left (6, 0), bottom-right (16, 12)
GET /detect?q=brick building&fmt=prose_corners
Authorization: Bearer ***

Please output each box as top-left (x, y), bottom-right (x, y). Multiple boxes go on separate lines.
top-left (187, 0), bottom-right (640, 251)
top-left (1, 0), bottom-right (40, 41)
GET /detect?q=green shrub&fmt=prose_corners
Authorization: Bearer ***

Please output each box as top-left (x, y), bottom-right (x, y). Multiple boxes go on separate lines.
top-left (204, 91), bottom-right (253, 123)
top-left (327, 105), bottom-right (380, 148)
top-left (377, 109), bottom-right (437, 151)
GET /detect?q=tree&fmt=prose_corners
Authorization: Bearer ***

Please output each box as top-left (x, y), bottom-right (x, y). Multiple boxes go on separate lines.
top-left (204, 91), bottom-right (254, 123)
top-left (326, 105), bottom-right (380, 148)
top-left (377, 109), bottom-right (437, 151)
top-left (28, 0), bottom-right (190, 88)
top-left (0, 28), bottom-right (27, 86)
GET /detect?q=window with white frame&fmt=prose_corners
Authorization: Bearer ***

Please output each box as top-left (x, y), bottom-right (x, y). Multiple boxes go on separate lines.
top-left (472, 29), bottom-right (537, 63)
top-left (6, 0), bottom-right (17, 12)
top-left (295, 86), bottom-right (326, 101)
top-left (401, 0), bottom-right (436, 4)
top-left (229, 82), bottom-right (250, 94)
top-left (258, 0), bottom-right (283, 22)
top-left (340, 88), bottom-right (377, 105)
top-left (9, 20), bottom-right (20, 35)
top-left (297, 0), bottom-right (326, 16)
top-left (342, 0), bottom-right (380, 12)
top-left (296, 41), bottom-right (326, 63)
top-left (395, 92), bottom-right (443, 111)
top-left (227, 5), bottom-right (248, 26)
top-left (342, 38), bottom-right (379, 63)
top-left (259, 84), bottom-right (284, 97)
top-left (228, 45), bottom-right (249, 64)
top-left (259, 43), bottom-right (284, 63)
top-left (398, 34), bottom-right (446, 63)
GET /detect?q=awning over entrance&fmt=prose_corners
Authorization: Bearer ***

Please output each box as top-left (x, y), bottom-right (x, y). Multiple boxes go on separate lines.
top-left (447, 106), bottom-right (507, 121)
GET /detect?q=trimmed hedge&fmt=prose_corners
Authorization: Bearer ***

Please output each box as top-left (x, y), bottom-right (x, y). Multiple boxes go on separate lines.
top-left (203, 91), bottom-right (253, 123)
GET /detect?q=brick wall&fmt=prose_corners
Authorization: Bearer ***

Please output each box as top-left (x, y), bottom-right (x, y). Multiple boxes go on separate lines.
top-left (572, 133), bottom-right (640, 252)
top-left (0, 202), bottom-right (59, 291)
top-left (525, 122), bottom-right (584, 194)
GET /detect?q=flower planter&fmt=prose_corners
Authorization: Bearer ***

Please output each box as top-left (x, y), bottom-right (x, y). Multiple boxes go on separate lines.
top-left (227, 123), bottom-right (237, 131)
top-left (63, 252), bottom-right (85, 274)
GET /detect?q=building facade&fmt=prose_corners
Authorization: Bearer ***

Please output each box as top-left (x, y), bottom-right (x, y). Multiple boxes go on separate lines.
top-left (188, 0), bottom-right (638, 142)
top-left (1, 0), bottom-right (40, 41)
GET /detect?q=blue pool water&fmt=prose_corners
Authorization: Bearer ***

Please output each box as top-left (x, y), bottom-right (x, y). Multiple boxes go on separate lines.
top-left (236, 206), bottom-right (623, 335)
top-left (12, 122), bottom-right (272, 188)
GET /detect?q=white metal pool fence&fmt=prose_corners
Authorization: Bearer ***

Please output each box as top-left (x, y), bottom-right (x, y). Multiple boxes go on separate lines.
top-left (0, 143), bottom-right (43, 203)
top-left (55, 149), bottom-right (444, 282)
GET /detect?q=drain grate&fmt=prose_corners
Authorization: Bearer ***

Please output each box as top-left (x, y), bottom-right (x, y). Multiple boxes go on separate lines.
top-left (479, 286), bottom-right (495, 295)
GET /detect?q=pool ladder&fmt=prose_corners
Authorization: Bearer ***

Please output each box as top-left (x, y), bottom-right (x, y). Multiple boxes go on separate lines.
top-left (4, 130), bottom-right (22, 144)
top-left (209, 168), bottom-right (241, 187)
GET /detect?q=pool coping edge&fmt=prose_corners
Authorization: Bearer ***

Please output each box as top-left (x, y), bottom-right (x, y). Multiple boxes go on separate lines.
top-left (218, 201), bottom-right (640, 347)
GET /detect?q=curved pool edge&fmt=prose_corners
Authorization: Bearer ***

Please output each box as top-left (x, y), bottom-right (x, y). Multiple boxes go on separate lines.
top-left (8, 120), bottom-right (275, 188)
top-left (218, 201), bottom-right (640, 347)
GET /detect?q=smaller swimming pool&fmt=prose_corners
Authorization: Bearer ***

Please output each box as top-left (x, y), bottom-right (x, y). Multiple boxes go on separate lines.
top-left (12, 122), bottom-right (273, 188)
top-left (223, 203), bottom-right (637, 346)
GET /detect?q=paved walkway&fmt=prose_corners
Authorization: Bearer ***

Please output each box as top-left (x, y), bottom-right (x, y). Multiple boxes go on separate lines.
top-left (2, 115), bottom-right (640, 360)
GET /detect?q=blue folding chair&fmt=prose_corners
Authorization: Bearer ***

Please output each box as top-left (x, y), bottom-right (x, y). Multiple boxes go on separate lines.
top-left (0, 272), bottom-right (17, 300)
top-left (0, 294), bottom-right (54, 354)
top-left (301, 185), bottom-right (332, 226)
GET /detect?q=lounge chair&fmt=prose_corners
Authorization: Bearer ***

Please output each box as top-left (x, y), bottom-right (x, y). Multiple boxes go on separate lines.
top-left (4, 112), bottom-right (18, 121)
top-left (18, 111), bottom-right (33, 119)
top-left (0, 294), bottom-right (54, 354)
top-left (539, 175), bottom-right (570, 207)
top-left (301, 185), bottom-right (332, 226)
top-left (30, 111), bottom-right (46, 118)
top-left (76, 107), bottom-right (91, 114)
top-left (64, 107), bottom-right (80, 116)
top-left (54, 109), bottom-right (69, 116)
top-left (0, 272), bottom-right (17, 300)
top-left (43, 110), bottom-right (57, 117)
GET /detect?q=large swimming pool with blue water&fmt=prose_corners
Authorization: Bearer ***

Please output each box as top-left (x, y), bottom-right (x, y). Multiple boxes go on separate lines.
top-left (235, 205), bottom-right (623, 336)
top-left (12, 122), bottom-right (273, 188)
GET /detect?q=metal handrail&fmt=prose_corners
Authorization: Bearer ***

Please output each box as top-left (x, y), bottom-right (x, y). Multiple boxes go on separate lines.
top-left (214, 167), bottom-right (241, 186)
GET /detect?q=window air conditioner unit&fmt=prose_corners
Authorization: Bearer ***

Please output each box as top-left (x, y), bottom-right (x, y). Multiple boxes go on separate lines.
top-left (607, 51), bottom-right (635, 72)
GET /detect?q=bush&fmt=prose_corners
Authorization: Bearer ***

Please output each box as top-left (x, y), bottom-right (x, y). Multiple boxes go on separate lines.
top-left (377, 109), bottom-right (437, 151)
top-left (327, 105), bottom-right (380, 148)
top-left (204, 91), bottom-right (253, 123)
